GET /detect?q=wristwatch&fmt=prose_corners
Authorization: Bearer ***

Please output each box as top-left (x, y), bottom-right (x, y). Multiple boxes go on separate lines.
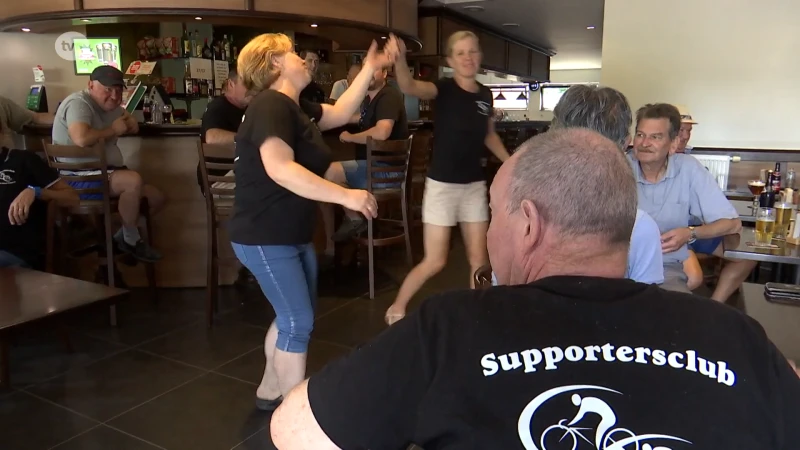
top-left (688, 226), bottom-right (697, 244)
top-left (28, 185), bottom-right (42, 199)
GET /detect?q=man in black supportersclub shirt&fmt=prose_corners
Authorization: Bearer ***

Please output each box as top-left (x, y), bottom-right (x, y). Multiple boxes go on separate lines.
top-left (333, 67), bottom-right (409, 240)
top-left (272, 129), bottom-right (800, 449)
top-left (0, 147), bottom-right (78, 268)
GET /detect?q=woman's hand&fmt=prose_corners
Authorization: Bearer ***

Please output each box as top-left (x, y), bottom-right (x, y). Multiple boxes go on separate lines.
top-left (342, 189), bottom-right (378, 219)
top-left (385, 34), bottom-right (407, 64)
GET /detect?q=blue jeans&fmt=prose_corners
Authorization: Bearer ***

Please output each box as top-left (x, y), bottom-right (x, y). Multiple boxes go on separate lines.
top-left (0, 250), bottom-right (29, 268)
top-left (231, 242), bottom-right (318, 353)
top-left (341, 160), bottom-right (402, 190)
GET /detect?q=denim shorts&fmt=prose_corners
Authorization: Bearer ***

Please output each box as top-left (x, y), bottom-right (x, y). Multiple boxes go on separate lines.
top-left (63, 166), bottom-right (126, 200)
top-left (341, 160), bottom-right (402, 190)
top-left (231, 242), bottom-right (318, 353)
top-left (689, 237), bottom-right (723, 255)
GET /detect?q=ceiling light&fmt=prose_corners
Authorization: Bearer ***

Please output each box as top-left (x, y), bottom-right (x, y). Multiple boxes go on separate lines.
top-left (586, 26), bottom-right (596, 30)
top-left (81, 19), bottom-right (91, 22)
top-left (21, 27), bottom-right (30, 32)
top-left (381, 36), bottom-right (387, 39)
top-left (494, 92), bottom-right (506, 101)
top-left (195, 16), bottom-right (202, 20)
top-left (502, 23), bottom-right (520, 27)
top-left (310, 23), bottom-right (318, 28)
top-left (463, 5), bottom-right (484, 12)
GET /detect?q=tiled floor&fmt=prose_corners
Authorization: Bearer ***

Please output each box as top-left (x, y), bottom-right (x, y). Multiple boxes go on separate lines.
top-left (0, 244), bottom-right (472, 450)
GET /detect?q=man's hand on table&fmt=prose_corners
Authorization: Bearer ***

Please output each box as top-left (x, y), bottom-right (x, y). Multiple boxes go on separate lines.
top-left (8, 188), bottom-right (35, 225)
top-left (661, 227), bottom-right (692, 253)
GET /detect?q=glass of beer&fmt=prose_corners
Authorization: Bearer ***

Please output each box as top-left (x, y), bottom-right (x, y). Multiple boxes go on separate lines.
top-left (748, 179), bottom-right (766, 213)
top-left (755, 207), bottom-right (776, 246)
top-left (775, 202), bottom-right (794, 239)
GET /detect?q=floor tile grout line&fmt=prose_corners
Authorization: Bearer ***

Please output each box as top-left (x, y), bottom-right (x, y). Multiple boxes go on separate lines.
top-left (18, 388), bottom-right (104, 425)
top-left (133, 347), bottom-right (219, 373)
top-left (208, 370), bottom-right (259, 387)
top-left (315, 298), bottom-right (359, 321)
top-left (101, 371), bottom-right (209, 424)
top-left (127, 318), bottom-right (206, 349)
top-left (14, 346), bottom-right (133, 392)
top-left (209, 344), bottom-right (263, 371)
top-left (102, 423), bottom-right (170, 450)
top-left (229, 424), bottom-right (267, 450)
top-left (46, 423), bottom-right (104, 450)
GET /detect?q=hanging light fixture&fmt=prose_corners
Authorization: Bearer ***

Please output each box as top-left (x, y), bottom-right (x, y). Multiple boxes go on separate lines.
top-left (494, 92), bottom-right (506, 101)
top-left (517, 92), bottom-right (528, 100)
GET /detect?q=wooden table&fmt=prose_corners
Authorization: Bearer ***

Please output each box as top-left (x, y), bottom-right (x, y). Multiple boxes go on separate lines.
top-left (723, 228), bottom-right (800, 283)
top-left (0, 267), bottom-right (128, 387)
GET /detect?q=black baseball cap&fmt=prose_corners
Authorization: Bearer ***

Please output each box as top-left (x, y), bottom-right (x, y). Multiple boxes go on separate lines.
top-left (90, 65), bottom-right (125, 87)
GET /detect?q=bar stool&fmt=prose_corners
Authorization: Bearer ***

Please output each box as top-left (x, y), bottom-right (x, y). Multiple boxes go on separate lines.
top-left (42, 142), bottom-right (158, 325)
top-left (197, 141), bottom-right (236, 327)
top-left (353, 136), bottom-right (414, 299)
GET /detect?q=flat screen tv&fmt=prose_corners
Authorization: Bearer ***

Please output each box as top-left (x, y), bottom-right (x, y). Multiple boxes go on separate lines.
top-left (73, 37), bottom-right (122, 75)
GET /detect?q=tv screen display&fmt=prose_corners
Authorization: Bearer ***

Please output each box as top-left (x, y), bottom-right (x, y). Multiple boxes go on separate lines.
top-left (73, 38), bottom-right (122, 75)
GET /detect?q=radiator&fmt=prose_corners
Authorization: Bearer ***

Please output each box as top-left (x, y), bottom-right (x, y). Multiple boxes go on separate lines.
top-left (691, 154), bottom-right (731, 191)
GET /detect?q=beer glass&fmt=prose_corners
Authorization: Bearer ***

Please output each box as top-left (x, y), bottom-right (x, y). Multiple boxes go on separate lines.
top-left (748, 179), bottom-right (766, 213)
top-left (755, 207), bottom-right (776, 246)
top-left (775, 202), bottom-right (794, 239)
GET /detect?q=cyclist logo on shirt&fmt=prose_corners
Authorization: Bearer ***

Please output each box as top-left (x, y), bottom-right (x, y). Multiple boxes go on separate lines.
top-left (476, 100), bottom-right (491, 116)
top-left (0, 170), bottom-right (15, 185)
top-left (517, 384), bottom-right (691, 450)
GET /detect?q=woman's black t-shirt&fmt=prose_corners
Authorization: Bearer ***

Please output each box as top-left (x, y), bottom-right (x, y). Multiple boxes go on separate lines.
top-left (426, 77), bottom-right (494, 184)
top-left (228, 89), bottom-right (331, 246)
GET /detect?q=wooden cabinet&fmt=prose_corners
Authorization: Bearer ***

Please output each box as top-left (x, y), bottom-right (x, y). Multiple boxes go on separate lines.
top-left (479, 31), bottom-right (506, 71)
top-left (508, 42), bottom-right (529, 76)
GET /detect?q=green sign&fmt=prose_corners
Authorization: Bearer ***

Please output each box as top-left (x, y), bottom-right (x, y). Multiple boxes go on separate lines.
top-left (73, 38), bottom-right (122, 75)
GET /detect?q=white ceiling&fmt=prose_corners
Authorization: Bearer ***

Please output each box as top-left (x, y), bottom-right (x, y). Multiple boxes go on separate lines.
top-left (420, 0), bottom-right (605, 70)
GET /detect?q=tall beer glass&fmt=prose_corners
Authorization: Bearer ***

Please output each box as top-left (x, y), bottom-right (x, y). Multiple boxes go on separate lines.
top-left (755, 207), bottom-right (776, 246)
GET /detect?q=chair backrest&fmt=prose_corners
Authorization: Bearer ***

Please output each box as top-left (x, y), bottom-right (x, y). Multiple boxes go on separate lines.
top-left (42, 141), bottom-right (111, 204)
top-left (408, 131), bottom-right (432, 180)
top-left (365, 136), bottom-right (413, 192)
top-left (196, 141), bottom-right (236, 219)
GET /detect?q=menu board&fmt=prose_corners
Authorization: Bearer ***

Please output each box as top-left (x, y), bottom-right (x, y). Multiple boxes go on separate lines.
top-left (73, 38), bottom-right (122, 75)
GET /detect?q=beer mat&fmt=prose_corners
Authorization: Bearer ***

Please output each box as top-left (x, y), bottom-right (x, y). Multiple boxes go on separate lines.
top-left (746, 241), bottom-right (780, 249)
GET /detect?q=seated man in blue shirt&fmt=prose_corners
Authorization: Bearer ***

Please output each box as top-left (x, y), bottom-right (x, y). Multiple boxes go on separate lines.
top-left (629, 103), bottom-right (755, 301)
top-left (493, 84), bottom-right (664, 286)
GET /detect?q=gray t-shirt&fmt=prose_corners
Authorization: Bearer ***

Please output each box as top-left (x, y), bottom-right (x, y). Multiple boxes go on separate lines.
top-left (52, 90), bottom-right (124, 167)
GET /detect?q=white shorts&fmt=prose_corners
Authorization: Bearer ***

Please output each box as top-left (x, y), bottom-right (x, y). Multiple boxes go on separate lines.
top-left (422, 177), bottom-right (488, 227)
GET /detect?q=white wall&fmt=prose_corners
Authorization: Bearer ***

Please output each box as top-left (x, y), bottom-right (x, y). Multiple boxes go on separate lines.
top-left (0, 28), bottom-right (88, 112)
top-left (602, 0), bottom-right (800, 150)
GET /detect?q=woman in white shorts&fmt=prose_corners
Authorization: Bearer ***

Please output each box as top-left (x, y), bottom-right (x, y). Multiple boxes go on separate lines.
top-left (384, 31), bottom-right (510, 324)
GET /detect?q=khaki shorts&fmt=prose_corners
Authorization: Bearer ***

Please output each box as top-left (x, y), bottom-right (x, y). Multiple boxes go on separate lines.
top-left (422, 177), bottom-right (489, 226)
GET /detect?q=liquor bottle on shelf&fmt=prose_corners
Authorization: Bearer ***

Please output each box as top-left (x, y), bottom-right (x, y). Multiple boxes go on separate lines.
top-left (199, 79), bottom-right (209, 97)
top-left (202, 38), bottom-right (213, 59)
top-left (223, 34), bottom-right (231, 63)
top-left (229, 34), bottom-right (238, 62)
top-left (189, 31), bottom-right (197, 58)
top-left (181, 27), bottom-right (191, 58)
top-left (212, 37), bottom-right (222, 61)
top-left (194, 30), bottom-right (203, 59)
top-left (772, 162), bottom-right (782, 193)
top-left (183, 60), bottom-right (194, 96)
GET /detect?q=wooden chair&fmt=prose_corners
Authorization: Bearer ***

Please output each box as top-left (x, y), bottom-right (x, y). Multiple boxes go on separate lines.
top-left (353, 136), bottom-right (414, 299)
top-left (474, 264), bottom-right (493, 289)
top-left (42, 142), bottom-right (157, 325)
top-left (197, 141), bottom-right (236, 327)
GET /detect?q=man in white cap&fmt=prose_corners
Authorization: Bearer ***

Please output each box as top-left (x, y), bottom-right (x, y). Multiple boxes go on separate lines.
top-left (676, 105), bottom-right (697, 154)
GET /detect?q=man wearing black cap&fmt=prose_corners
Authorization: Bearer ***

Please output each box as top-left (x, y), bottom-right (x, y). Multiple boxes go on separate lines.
top-left (52, 65), bottom-right (164, 262)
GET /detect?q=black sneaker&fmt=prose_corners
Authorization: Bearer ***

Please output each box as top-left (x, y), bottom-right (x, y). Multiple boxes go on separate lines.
top-left (114, 235), bottom-right (162, 263)
top-left (332, 217), bottom-right (368, 242)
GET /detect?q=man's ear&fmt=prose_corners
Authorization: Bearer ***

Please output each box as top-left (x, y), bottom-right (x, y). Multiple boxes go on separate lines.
top-left (624, 134), bottom-right (632, 150)
top-left (668, 137), bottom-right (679, 156)
top-left (519, 199), bottom-right (541, 250)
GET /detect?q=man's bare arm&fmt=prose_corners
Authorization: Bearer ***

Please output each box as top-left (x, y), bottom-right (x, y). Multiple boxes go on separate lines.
top-left (205, 129), bottom-right (237, 144)
top-left (271, 380), bottom-right (341, 450)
